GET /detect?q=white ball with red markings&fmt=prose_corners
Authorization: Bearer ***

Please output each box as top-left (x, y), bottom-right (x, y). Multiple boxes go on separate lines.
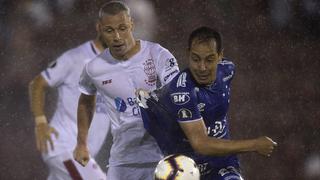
top-left (154, 154), bottom-right (200, 180)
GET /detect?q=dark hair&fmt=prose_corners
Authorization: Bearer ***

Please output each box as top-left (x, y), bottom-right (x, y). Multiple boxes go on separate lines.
top-left (99, 1), bottom-right (130, 19)
top-left (188, 26), bottom-right (223, 53)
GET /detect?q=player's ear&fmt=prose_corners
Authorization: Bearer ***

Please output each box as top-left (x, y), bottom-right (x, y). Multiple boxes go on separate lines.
top-left (186, 48), bottom-right (192, 65)
top-left (95, 21), bottom-right (101, 33)
top-left (130, 17), bottom-right (134, 31)
top-left (186, 47), bottom-right (191, 57)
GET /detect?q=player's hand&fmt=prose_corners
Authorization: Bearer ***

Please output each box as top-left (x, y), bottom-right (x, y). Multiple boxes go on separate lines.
top-left (34, 116), bottom-right (59, 153)
top-left (73, 144), bottom-right (90, 167)
top-left (254, 136), bottom-right (277, 157)
top-left (135, 89), bottom-right (150, 108)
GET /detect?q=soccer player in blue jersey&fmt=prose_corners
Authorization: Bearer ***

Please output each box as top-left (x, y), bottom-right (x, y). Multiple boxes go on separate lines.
top-left (137, 26), bottom-right (277, 180)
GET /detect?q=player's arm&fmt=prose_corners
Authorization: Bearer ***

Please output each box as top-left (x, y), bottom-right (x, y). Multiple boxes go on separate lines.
top-left (74, 93), bottom-right (96, 166)
top-left (179, 119), bottom-right (277, 156)
top-left (154, 46), bottom-right (180, 86)
top-left (29, 75), bottom-right (58, 153)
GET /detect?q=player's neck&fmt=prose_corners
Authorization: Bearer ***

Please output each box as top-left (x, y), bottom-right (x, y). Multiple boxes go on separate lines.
top-left (125, 40), bottom-right (141, 60)
top-left (112, 40), bottom-right (141, 61)
top-left (93, 38), bottom-right (107, 53)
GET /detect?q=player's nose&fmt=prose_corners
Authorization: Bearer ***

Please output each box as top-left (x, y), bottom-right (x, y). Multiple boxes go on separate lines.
top-left (199, 61), bottom-right (207, 71)
top-left (113, 30), bottom-right (121, 41)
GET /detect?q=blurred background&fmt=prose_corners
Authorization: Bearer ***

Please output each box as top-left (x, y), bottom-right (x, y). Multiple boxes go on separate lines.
top-left (0, 0), bottom-right (319, 179)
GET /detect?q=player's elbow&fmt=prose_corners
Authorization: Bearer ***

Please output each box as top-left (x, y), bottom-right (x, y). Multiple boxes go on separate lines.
top-left (28, 78), bottom-right (36, 90)
top-left (29, 75), bottom-right (47, 90)
top-left (28, 78), bottom-right (38, 95)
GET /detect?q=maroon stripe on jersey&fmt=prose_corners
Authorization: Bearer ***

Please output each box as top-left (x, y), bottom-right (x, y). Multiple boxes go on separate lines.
top-left (63, 159), bottom-right (83, 180)
top-left (90, 42), bottom-right (97, 55)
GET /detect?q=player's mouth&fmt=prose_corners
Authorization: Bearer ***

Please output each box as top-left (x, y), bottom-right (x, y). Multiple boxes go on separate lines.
top-left (195, 73), bottom-right (212, 84)
top-left (196, 73), bottom-right (210, 80)
top-left (112, 44), bottom-right (125, 51)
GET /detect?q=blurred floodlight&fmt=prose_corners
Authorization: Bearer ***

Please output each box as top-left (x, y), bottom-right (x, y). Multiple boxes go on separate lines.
top-left (126, 0), bottom-right (157, 41)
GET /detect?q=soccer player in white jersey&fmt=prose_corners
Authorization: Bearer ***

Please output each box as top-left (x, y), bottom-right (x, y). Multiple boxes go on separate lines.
top-left (28, 22), bottom-right (110, 179)
top-left (73, 1), bottom-right (180, 179)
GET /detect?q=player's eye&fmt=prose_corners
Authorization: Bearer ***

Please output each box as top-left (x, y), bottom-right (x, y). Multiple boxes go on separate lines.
top-left (103, 28), bottom-right (114, 33)
top-left (206, 58), bottom-right (215, 62)
top-left (119, 26), bottom-right (128, 31)
top-left (206, 55), bottom-right (217, 63)
top-left (191, 55), bottom-right (200, 62)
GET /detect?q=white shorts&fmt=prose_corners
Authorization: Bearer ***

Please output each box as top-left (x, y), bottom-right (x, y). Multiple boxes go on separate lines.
top-left (106, 162), bottom-right (158, 180)
top-left (44, 151), bottom-right (106, 180)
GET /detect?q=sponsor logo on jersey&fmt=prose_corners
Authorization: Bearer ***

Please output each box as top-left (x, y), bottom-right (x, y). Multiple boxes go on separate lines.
top-left (207, 119), bottom-right (227, 138)
top-left (143, 59), bottom-right (157, 86)
top-left (164, 69), bottom-right (179, 82)
top-left (197, 163), bottom-right (210, 175)
top-left (114, 97), bottom-right (127, 112)
top-left (165, 57), bottom-right (176, 71)
top-left (178, 108), bottom-right (192, 119)
top-left (171, 92), bottom-right (190, 105)
top-left (219, 60), bottom-right (234, 65)
top-left (222, 72), bottom-right (233, 82)
top-left (176, 72), bottom-right (187, 87)
top-left (102, 79), bottom-right (112, 85)
top-left (197, 103), bottom-right (206, 112)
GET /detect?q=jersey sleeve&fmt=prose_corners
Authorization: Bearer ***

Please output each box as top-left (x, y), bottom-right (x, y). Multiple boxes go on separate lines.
top-left (40, 53), bottom-right (72, 87)
top-left (78, 64), bottom-right (97, 95)
top-left (216, 59), bottom-right (235, 86)
top-left (169, 74), bottom-right (201, 122)
top-left (154, 46), bottom-right (180, 86)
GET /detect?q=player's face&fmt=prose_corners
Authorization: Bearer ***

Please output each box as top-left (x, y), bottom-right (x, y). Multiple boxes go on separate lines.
top-left (188, 39), bottom-right (223, 85)
top-left (98, 11), bottom-right (135, 59)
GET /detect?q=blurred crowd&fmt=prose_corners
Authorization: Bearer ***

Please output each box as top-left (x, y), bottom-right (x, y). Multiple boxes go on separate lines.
top-left (0, 0), bottom-right (319, 179)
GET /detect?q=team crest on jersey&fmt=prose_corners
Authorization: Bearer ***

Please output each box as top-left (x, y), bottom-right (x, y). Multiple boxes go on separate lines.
top-left (178, 108), bottom-right (192, 119)
top-left (170, 92), bottom-right (190, 105)
top-left (143, 59), bottom-right (157, 86)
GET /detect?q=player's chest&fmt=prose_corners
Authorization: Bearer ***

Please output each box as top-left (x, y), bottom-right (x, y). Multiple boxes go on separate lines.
top-left (94, 59), bottom-right (158, 98)
top-left (197, 88), bottom-right (230, 118)
top-left (197, 88), bottom-right (230, 137)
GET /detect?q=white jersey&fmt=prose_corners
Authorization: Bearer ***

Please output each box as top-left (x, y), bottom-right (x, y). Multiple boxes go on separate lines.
top-left (41, 41), bottom-right (109, 158)
top-left (79, 40), bottom-right (180, 166)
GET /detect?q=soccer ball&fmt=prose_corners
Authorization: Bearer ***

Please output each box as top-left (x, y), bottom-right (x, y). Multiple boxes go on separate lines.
top-left (154, 154), bottom-right (200, 180)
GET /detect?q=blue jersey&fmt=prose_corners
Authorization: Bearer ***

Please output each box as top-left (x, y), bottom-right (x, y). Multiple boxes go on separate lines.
top-left (140, 59), bottom-right (240, 172)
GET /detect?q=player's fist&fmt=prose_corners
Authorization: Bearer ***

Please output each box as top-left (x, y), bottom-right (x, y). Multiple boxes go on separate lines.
top-left (254, 136), bottom-right (277, 157)
top-left (73, 144), bottom-right (90, 167)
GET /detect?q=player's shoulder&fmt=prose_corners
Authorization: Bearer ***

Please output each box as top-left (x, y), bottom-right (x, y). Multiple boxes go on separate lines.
top-left (217, 58), bottom-right (235, 74)
top-left (84, 50), bottom-right (112, 77)
top-left (167, 69), bottom-right (195, 92)
top-left (143, 40), bottom-right (168, 53)
top-left (63, 41), bottom-right (90, 56)
top-left (58, 41), bottom-right (91, 62)
top-left (217, 58), bottom-right (235, 83)
top-left (219, 58), bottom-right (234, 66)
top-left (162, 69), bottom-right (197, 107)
